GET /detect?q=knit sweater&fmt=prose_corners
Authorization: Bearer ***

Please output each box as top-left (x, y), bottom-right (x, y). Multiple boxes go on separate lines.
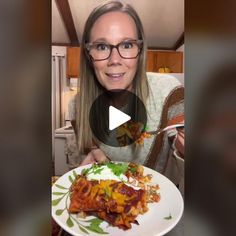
top-left (99, 72), bottom-right (183, 172)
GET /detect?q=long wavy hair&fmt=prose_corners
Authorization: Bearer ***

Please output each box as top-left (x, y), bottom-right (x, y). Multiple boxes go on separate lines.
top-left (76, 1), bottom-right (149, 155)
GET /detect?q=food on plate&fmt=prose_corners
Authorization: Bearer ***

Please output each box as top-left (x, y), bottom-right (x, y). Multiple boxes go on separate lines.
top-left (116, 121), bottom-right (152, 146)
top-left (68, 162), bottom-right (160, 230)
top-left (135, 131), bottom-right (152, 145)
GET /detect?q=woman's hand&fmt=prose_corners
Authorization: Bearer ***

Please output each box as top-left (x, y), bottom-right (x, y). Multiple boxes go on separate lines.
top-left (174, 128), bottom-right (185, 158)
top-left (80, 148), bottom-right (109, 166)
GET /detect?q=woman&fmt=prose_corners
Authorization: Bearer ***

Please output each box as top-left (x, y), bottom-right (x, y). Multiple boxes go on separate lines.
top-left (73, 1), bottom-right (184, 184)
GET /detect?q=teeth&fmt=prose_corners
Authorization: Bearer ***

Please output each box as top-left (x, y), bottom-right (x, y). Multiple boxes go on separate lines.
top-left (107, 73), bottom-right (124, 77)
top-left (112, 74), bottom-right (121, 77)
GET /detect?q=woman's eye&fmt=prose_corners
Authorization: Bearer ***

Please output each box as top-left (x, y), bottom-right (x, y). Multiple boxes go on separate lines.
top-left (95, 43), bottom-right (109, 51)
top-left (121, 42), bottom-right (133, 49)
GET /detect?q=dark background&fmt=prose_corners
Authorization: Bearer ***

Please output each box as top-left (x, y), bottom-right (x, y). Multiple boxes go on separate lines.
top-left (0, 0), bottom-right (235, 235)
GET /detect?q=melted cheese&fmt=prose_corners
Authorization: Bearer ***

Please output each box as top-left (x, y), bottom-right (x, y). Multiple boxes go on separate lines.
top-left (86, 165), bottom-right (141, 190)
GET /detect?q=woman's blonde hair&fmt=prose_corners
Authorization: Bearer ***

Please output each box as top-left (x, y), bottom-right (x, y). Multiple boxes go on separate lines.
top-left (76, 1), bottom-right (149, 154)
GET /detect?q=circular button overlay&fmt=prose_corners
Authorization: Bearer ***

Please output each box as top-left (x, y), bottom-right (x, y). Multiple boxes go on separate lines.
top-left (89, 90), bottom-right (147, 147)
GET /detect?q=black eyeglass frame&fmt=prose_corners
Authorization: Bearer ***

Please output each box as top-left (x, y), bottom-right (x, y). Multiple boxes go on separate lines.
top-left (85, 39), bottom-right (143, 61)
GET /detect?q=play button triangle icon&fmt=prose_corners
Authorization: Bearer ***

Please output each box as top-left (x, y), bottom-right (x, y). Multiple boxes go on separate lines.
top-left (109, 106), bottom-right (131, 131)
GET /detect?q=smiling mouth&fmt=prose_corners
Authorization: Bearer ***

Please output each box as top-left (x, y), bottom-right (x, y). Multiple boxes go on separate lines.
top-left (105, 73), bottom-right (125, 81)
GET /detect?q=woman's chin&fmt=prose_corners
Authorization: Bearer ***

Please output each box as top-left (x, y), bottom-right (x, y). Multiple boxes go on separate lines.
top-left (105, 85), bottom-right (125, 91)
top-left (105, 84), bottom-right (132, 91)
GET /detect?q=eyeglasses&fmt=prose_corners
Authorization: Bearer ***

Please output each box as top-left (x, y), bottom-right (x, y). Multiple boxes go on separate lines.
top-left (86, 40), bottom-right (143, 61)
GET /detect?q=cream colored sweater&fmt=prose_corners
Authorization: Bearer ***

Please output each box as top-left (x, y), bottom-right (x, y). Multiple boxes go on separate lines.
top-left (99, 72), bottom-right (183, 171)
top-left (66, 72), bottom-right (183, 171)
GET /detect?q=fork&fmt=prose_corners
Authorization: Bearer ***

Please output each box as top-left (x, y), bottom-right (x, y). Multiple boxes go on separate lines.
top-left (105, 123), bottom-right (184, 161)
top-left (146, 123), bottom-right (184, 135)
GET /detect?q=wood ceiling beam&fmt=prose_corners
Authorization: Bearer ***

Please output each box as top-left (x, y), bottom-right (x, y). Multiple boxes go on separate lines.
top-left (52, 42), bottom-right (75, 46)
top-left (173, 32), bottom-right (184, 50)
top-left (148, 46), bottom-right (174, 51)
top-left (55, 0), bottom-right (79, 45)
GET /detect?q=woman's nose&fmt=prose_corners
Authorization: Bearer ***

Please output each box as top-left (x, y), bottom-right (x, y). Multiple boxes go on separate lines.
top-left (108, 47), bottom-right (122, 65)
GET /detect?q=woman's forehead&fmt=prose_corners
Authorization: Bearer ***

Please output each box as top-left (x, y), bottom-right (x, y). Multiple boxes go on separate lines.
top-left (90, 11), bottom-right (138, 43)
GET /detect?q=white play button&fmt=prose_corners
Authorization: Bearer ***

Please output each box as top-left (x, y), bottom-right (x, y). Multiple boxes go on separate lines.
top-left (109, 106), bottom-right (131, 131)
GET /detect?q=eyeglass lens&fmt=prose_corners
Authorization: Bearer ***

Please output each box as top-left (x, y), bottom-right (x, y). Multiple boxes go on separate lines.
top-left (88, 41), bottom-right (141, 60)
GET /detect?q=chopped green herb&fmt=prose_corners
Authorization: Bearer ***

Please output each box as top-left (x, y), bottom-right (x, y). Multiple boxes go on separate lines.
top-left (164, 214), bottom-right (173, 220)
top-left (107, 162), bottom-right (128, 176)
top-left (91, 164), bottom-right (102, 172)
top-left (81, 168), bottom-right (90, 176)
top-left (81, 162), bottom-right (129, 178)
top-left (81, 164), bottom-right (101, 176)
top-left (130, 166), bottom-right (137, 174)
top-left (143, 124), bottom-right (149, 131)
top-left (104, 187), bottom-right (111, 198)
top-left (93, 167), bottom-right (104, 175)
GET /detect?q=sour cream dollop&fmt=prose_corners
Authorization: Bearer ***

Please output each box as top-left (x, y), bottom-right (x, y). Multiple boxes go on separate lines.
top-left (86, 165), bottom-right (128, 182)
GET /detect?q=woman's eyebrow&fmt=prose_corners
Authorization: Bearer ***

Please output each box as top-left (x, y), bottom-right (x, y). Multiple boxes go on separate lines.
top-left (91, 38), bottom-right (108, 43)
top-left (92, 37), bottom-right (138, 44)
top-left (121, 37), bottom-right (138, 41)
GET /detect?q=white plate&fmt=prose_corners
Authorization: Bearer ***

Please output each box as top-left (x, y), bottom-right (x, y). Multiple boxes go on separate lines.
top-left (52, 163), bottom-right (183, 236)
